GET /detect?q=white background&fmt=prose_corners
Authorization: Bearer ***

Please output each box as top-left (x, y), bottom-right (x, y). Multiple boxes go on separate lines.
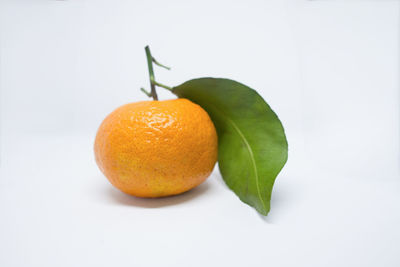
top-left (1, 0), bottom-right (399, 266)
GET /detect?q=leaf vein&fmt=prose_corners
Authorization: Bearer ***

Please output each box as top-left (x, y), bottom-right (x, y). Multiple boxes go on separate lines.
top-left (213, 108), bottom-right (267, 213)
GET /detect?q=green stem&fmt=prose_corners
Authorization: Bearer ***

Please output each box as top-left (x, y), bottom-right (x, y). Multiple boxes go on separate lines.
top-left (143, 45), bottom-right (173, 100)
top-left (145, 46), bottom-right (158, 100)
top-left (152, 57), bottom-right (171, 70)
top-left (154, 81), bottom-right (173, 91)
top-left (140, 87), bottom-right (152, 97)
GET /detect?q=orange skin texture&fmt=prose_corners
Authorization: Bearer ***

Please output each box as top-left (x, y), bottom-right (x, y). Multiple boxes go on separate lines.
top-left (94, 98), bottom-right (218, 197)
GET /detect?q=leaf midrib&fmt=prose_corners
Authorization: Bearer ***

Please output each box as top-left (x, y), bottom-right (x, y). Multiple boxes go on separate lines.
top-left (212, 106), bottom-right (267, 213)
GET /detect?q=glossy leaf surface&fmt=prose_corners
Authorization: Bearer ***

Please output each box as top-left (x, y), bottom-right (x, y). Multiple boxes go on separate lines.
top-left (173, 78), bottom-right (288, 215)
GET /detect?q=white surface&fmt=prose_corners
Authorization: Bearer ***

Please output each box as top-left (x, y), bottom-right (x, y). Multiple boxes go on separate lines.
top-left (0, 133), bottom-right (399, 267)
top-left (1, 0), bottom-right (399, 267)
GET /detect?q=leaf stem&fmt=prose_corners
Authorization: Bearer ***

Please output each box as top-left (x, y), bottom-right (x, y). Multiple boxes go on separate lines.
top-left (154, 81), bottom-right (173, 91)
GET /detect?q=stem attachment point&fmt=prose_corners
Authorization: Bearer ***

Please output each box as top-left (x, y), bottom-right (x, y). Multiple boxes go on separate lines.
top-left (152, 57), bottom-right (171, 70)
top-left (140, 87), bottom-right (152, 98)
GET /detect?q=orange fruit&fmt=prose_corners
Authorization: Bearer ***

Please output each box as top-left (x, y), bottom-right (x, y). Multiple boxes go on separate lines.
top-left (94, 98), bottom-right (218, 197)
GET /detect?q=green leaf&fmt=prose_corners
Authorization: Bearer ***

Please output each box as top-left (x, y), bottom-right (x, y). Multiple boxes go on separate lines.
top-left (173, 78), bottom-right (288, 216)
